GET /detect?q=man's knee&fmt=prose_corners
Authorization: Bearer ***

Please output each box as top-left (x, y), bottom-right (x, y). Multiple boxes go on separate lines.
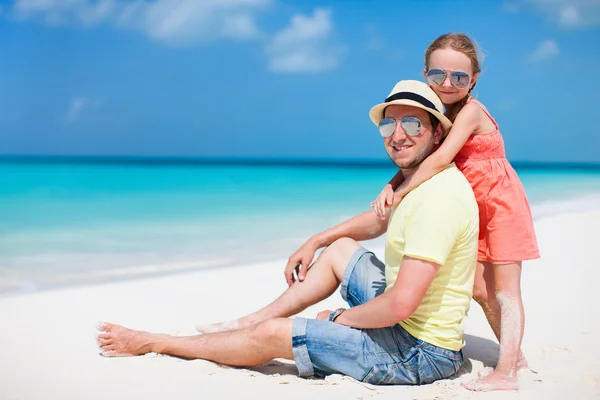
top-left (319, 238), bottom-right (361, 277)
top-left (246, 319), bottom-right (295, 361)
top-left (322, 238), bottom-right (360, 263)
top-left (249, 318), bottom-right (292, 344)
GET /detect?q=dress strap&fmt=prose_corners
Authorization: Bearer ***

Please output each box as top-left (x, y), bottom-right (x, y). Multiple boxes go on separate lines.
top-left (467, 98), bottom-right (498, 130)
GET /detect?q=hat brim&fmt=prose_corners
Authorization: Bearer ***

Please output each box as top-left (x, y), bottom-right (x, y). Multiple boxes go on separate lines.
top-left (369, 99), bottom-right (452, 136)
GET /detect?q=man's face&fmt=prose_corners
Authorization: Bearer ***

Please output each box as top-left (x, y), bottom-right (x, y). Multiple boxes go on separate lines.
top-left (383, 105), bottom-right (442, 170)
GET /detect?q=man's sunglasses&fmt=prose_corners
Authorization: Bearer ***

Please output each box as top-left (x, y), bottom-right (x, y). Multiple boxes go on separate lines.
top-left (378, 116), bottom-right (423, 138)
top-left (426, 68), bottom-right (471, 89)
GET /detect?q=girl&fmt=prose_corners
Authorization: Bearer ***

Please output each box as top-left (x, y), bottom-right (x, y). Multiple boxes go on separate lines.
top-left (371, 33), bottom-right (539, 392)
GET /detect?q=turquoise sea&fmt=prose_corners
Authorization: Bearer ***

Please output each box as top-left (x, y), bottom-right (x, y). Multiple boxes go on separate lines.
top-left (1, 157), bottom-right (600, 296)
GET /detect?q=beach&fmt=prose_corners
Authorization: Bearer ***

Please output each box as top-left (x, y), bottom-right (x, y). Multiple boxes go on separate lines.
top-left (3, 0), bottom-right (600, 396)
top-left (0, 205), bottom-right (598, 399)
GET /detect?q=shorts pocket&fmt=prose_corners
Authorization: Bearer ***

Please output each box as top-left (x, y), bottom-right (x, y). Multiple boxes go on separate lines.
top-left (418, 348), bottom-right (462, 384)
top-left (361, 353), bottom-right (420, 385)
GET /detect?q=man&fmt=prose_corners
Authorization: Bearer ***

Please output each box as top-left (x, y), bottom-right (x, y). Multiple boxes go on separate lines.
top-left (97, 80), bottom-right (479, 385)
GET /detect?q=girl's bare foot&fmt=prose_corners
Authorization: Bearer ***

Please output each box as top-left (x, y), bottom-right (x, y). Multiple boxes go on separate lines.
top-left (517, 353), bottom-right (528, 370)
top-left (477, 366), bottom-right (494, 377)
top-left (477, 353), bottom-right (528, 378)
top-left (463, 370), bottom-right (518, 392)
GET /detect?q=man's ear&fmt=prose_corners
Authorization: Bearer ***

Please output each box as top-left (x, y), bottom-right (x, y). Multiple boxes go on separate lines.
top-left (433, 123), bottom-right (444, 144)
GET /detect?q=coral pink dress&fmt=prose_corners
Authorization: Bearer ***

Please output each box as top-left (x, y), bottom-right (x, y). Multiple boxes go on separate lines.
top-left (454, 100), bottom-right (540, 263)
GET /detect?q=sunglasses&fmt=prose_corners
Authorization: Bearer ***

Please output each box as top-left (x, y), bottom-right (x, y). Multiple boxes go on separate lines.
top-left (426, 68), bottom-right (471, 89)
top-left (378, 116), bottom-right (423, 138)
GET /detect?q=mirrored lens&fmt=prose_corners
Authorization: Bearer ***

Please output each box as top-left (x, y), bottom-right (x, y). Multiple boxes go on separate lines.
top-left (450, 71), bottom-right (470, 89)
top-left (378, 118), bottom-right (396, 137)
top-left (401, 117), bottom-right (422, 136)
top-left (426, 69), bottom-right (446, 86)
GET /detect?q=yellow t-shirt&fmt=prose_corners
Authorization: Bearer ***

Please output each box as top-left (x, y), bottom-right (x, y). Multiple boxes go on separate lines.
top-left (384, 163), bottom-right (479, 351)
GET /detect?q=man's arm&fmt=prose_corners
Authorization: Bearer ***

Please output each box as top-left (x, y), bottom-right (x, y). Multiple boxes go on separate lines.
top-left (285, 210), bottom-right (388, 286)
top-left (333, 189), bottom-right (469, 328)
top-left (331, 256), bottom-right (440, 328)
top-left (310, 210), bottom-right (389, 248)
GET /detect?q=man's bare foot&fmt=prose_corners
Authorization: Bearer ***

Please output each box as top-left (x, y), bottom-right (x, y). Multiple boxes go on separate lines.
top-left (96, 322), bottom-right (165, 357)
top-left (462, 370), bottom-right (519, 392)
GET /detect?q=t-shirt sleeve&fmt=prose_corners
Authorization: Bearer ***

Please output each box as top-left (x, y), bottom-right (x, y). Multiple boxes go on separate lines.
top-left (402, 196), bottom-right (465, 265)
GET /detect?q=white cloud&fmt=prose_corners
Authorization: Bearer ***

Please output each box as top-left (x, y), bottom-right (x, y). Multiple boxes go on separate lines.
top-left (527, 39), bottom-right (559, 63)
top-left (558, 5), bottom-right (580, 27)
top-left (266, 8), bottom-right (345, 73)
top-left (12, 0), bottom-right (270, 45)
top-left (221, 14), bottom-right (262, 39)
top-left (10, 1), bottom-right (349, 72)
top-left (66, 96), bottom-right (90, 122)
top-left (515, 0), bottom-right (600, 29)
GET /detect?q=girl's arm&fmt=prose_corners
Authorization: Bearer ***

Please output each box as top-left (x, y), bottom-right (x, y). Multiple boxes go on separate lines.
top-left (388, 170), bottom-right (405, 190)
top-left (371, 171), bottom-right (405, 218)
top-left (393, 103), bottom-right (481, 200)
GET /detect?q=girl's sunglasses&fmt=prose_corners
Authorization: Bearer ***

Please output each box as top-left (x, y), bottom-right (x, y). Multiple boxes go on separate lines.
top-left (426, 68), bottom-right (471, 89)
top-left (378, 117), bottom-right (422, 138)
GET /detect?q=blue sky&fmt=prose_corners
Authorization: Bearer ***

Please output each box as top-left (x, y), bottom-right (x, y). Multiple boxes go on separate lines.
top-left (1, 0), bottom-right (599, 163)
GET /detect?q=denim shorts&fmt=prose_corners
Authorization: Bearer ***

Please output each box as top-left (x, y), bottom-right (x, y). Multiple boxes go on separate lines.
top-left (291, 247), bottom-right (464, 385)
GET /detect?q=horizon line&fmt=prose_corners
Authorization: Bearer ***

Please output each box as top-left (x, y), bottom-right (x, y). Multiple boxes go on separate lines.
top-left (1, 154), bottom-right (600, 170)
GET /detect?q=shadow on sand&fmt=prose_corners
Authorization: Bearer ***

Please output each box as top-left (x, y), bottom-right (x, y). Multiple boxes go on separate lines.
top-left (244, 333), bottom-right (500, 382)
top-left (455, 334), bottom-right (499, 378)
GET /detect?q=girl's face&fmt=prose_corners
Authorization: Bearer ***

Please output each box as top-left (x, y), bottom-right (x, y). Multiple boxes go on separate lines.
top-left (424, 48), bottom-right (478, 105)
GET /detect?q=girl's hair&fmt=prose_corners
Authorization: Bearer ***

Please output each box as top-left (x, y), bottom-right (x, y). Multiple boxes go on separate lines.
top-left (424, 33), bottom-right (482, 123)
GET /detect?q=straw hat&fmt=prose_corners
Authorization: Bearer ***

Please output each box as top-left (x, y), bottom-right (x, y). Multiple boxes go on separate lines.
top-left (369, 80), bottom-right (452, 135)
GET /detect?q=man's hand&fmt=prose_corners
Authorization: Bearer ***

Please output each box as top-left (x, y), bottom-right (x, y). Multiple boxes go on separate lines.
top-left (316, 309), bottom-right (334, 320)
top-left (283, 210), bottom-right (388, 288)
top-left (284, 240), bottom-right (318, 287)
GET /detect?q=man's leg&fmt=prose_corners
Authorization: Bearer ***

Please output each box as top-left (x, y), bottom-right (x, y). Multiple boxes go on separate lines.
top-left (98, 318), bottom-right (294, 366)
top-left (97, 238), bottom-right (362, 365)
top-left (198, 238), bottom-right (361, 333)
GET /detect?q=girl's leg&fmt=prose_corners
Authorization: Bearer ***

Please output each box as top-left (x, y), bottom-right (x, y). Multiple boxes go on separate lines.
top-left (464, 261), bottom-right (524, 391)
top-left (472, 262), bottom-right (502, 341)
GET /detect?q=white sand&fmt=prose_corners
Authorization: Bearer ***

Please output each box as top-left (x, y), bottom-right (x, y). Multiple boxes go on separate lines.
top-left (0, 209), bottom-right (598, 400)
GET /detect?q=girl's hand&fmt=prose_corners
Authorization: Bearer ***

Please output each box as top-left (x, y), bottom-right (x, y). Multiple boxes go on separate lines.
top-left (391, 192), bottom-right (404, 209)
top-left (371, 184), bottom-right (395, 220)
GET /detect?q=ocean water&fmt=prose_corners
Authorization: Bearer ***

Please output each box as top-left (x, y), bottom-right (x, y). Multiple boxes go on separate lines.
top-left (1, 158), bottom-right (600, 296)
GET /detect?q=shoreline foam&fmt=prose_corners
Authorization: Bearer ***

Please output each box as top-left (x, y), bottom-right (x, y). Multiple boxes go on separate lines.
top-left (2, 192), bottom-right (599, 297)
